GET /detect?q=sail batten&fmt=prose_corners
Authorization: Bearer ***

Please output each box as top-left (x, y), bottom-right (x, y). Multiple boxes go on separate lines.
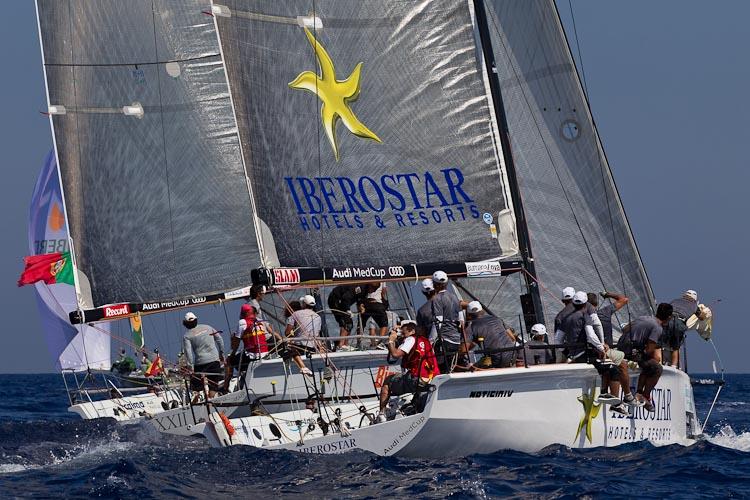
top-left (35, 0), bottom-right (263, 308)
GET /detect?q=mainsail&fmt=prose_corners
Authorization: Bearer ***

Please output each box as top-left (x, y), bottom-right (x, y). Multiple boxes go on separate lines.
top-left (213, 0), bottom-right (520, 271)
top-left (29, 151), bottom-right (110, 371)
top-left (35, 1), bottom-right (262, 317)
top-left (463, 0), bottom-right (656, 326)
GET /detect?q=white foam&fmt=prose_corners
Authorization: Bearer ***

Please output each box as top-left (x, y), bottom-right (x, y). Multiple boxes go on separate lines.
top-left (0, 463), bottom-right (33, 474)
top-left (707, 425), bottom-right (750, 452)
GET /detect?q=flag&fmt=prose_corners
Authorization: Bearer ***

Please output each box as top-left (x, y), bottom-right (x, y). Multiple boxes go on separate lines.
top-left (145, 354), bottom-right (162, 377)
top-left (17, 251), bottom-right (74, 287)
top-left (130, 315), bottom-right (144, 349)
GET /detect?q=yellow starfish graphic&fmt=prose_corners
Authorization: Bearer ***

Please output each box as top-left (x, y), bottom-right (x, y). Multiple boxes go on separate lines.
top-left (574, 388), bottom-right (602, 444)
top-left (289, 28), bottom-right (381, 161)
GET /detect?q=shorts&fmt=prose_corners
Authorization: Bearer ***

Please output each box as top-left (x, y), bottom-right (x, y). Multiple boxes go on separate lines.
top-left (281, 343), bottom-right (316, 361)
top-left (332, 310), bottom-right (353, 331)
top-left (384, 372), bottom-right (419, 396)
top-left (191, 361), bottom-right (222, 392)
top-left (228, 351), bottom-right (262, 371)
top-left (592, 358), bottom-right (621, 378)
top-left (361, 302), bottom-right (388, 328)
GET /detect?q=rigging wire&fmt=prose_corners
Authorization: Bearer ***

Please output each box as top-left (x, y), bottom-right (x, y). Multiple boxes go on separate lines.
top-left (565, 0), bottom-right (632, 323)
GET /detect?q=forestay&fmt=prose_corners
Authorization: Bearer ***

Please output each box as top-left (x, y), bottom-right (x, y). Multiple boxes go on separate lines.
top-left (29, 151), bottom-right (110, 371)
top-left (463, 0), bottom-right (655, 326)
top-left (214, 0), bottom-right (519, 270)
top-left (36, 1), bottom-right (261, 309)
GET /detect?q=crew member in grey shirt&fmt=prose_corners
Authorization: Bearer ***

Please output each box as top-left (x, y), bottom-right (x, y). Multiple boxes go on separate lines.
top-left (663, 289), bottom-right (699, 369)
top-left (182, 312), bottom-right (224, 400)
top-left (430, 270), bottom-right (468, 372)
top-left (587, 291), bottom-right (629, 346)
top-left (618, 303), bottom-right (672, 412)
top-left (463, 301), bottom-right (516, 368)
top-left (416, 278), bottom-right (436, 340)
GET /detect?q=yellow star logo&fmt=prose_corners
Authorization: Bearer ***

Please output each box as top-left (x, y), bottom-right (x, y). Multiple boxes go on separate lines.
top-left (289, 28), bottom-right (381, 161)
top-left (574, 388), bottom-right (602, 444)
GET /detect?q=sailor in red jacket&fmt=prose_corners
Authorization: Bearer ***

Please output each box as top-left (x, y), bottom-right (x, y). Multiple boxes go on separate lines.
top-left (376, 319), bottom-right (440, 423)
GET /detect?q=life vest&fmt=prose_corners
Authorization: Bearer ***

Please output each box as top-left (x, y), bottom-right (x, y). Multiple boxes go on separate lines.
top-left (402, 335), bottom-right (440, 382)
top-left (242, 320), bottom-right (269, 354)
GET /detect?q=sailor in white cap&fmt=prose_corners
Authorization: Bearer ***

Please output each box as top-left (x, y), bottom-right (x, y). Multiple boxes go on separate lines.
top-left (416, 278), bottom-right (436, 339)
top-left (523, 323), bottom-right (553, 366)
top-left (554, 291), bottom-right (606, 362)
top-left (463, 301), bottom-right (517, 369)
top-left (283, 294), bottom-right (322, 376)
top-left (662, 289), bottom-right (700, 369)
top-left (429, 270), bottom-right (470, 373)
top-left (181, 311), bottom-right (225, 401)
top-left (554, 287), bottom-right (577, 336)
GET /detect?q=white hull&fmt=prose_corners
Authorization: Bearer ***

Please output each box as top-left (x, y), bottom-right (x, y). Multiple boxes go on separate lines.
top-left (202, 364), bottom-right (700, 456)
top-left (151, 349), bottom-right (389, 436)
top-left (68, 389), bottom-right (185, 421)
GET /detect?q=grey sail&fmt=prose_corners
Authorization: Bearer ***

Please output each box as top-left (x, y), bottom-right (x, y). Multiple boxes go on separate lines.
top-left (36, 0), bottom-right (261, 309)
top-left (465, 0), bottom-right (655, 327)
top-left (214, 0), bottom-right (519, 269)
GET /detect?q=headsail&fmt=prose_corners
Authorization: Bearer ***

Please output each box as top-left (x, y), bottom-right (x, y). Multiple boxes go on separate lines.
top-left (35, 1), bottom-right (262, 314)
top-left (464, 0), bottom-right (656, 326)
top-left (214, 0), bottom-right (520, 271)
top-left (29, 151), bottom-right (110, 371)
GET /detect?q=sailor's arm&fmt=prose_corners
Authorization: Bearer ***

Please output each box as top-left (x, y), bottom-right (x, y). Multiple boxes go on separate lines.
top-left (585, 324), bottom-right (606, 353)
top-left (182, 337), bottom-right (194, 368)
top-left (213, 331), bottom-right (225, 362)
top-left (386, 329), bottom-right (407, 359)
top-left (602, 291), bottom-right (629, 311)
top-left (589, 312), bottom-right (604, 343)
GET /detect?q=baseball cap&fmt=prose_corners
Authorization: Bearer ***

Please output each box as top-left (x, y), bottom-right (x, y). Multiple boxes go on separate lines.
top-left (683, 289), bottom-right (698, 301)
top-left (561, 287), bottom-right (576, 300)
top-left (421, 278), bottom-right (434, 292)
top-left (530, 323), bottom-right (547, 336)
top-left (400, 319), bottom-right (417, 328)
top-left (572, 291), bottom-right (588, 305)
top-left (467, 301), bottom-right (483, 313)
top-left (300, 294), bottom-right (316, 307)
top-left (432, 270), bottom-right (448, 283)
top-left (184, 312), bottom-right (197, 322)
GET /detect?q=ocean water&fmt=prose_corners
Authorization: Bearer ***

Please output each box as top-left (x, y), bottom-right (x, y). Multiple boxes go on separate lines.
top-left (0, 374), bottom-right (748, 499)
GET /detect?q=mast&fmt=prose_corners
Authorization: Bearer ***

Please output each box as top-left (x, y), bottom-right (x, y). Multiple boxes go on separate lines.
top-left (472, 0), bottom-right (544, 326)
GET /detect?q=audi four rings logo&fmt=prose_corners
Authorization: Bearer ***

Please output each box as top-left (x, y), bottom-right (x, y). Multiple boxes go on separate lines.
top-left (388, 266), bottom-right (406, 277)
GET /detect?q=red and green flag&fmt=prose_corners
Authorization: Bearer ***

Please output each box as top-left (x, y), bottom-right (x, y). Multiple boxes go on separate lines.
top-left (17, 251), bottom-right (75, 287)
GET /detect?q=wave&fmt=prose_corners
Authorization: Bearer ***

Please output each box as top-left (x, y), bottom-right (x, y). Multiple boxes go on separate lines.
top-left (707, 425), bottom-right (750, 452)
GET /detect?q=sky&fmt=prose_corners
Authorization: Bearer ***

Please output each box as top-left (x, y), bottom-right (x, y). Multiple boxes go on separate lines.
top-left (0, 1), bottom-right (748, 373)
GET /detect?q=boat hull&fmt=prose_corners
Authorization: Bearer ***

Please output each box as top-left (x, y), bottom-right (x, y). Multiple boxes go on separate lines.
top-left (202, 363), bottom-right (700, 456)
top-left (151, 349), bottom-right (390, 436)
top-left (68, 389), bottom-right (184, 421)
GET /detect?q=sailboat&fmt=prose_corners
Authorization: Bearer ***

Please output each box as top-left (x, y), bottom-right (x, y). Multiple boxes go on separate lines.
top-left (31, 0), bottom-right (702, 454)
top-left (28, 151), bottom-right (185, 421)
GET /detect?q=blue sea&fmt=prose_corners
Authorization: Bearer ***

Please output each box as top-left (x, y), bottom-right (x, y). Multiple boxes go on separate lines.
top-left (0, 374), bottom-right (748, 499)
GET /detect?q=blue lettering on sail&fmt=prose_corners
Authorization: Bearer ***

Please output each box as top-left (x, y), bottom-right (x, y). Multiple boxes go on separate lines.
top-left (285, 168), bottom-right (481, 231)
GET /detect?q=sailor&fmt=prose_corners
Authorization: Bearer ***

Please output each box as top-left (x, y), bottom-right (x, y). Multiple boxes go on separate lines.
top-left (463, 301), bottom-right (516, 369)
top-left (376, 319), bottom-right (439, 423)
top-left (662, 289), bottom-right (699, 369)
top-left (522, 324), bottom-right (553, 366)
top-left (327, 284), bottom-right (362, 351)
top-left (416, 278), bottom-right (437, 339)
top-left (588, 291), bottom-right (629, 346)
top-left (430, 270), bottom-right (469, 373)
top-left (358, 282), bottom-right (389, 347)
top-left (554, 291), bottom-right (606, 363)
top-left (247, 284), bottom-right (277, 349)
top-left (181, 312), bottom-right (225, 401)
top-left (222, 304), bottom-right (277, 393)
top-left (284, 294), bottom-right (321, 377)
top-left (617, 303), bottom-right (672, 412)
